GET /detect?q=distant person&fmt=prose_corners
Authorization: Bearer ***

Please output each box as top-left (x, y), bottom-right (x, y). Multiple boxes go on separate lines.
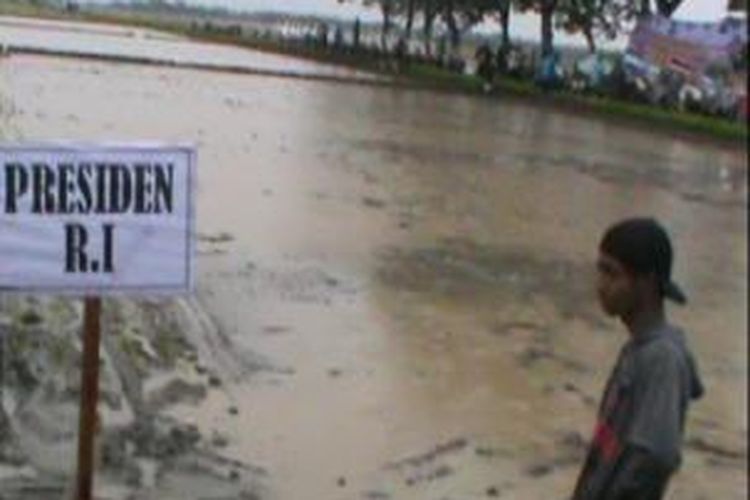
top-left (495, 45), bottom-right (509, 75)
top-left (318, 23), bottom-right (329, 48)
top-left (334, 25), bottom-right (344, 50)
top-left (436, 37), bottom-right (447, 67)
top-left (505, 47), bottom-right (524, 78)
top-left (535, 50), bottom-right (563, 91)
top-left (353, 18), bottom-right (361, 50)
top-left (475, 43), bottom-right (494, 88)
top-left (572, 218), bottom-right (704, 500)
top-left (395, 37), bottom-right (407, 62)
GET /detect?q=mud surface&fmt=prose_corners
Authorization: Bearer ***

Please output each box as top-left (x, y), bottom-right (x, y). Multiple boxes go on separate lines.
top-left (0, 18), bottom-right (747, 500)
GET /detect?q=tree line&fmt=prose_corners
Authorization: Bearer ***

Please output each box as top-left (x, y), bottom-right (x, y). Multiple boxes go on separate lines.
top-left (345, 0), bottom-right (691, 56)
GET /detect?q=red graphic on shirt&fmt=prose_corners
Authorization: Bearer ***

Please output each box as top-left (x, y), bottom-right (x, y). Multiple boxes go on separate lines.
top-left (593, 422), bottom-right (621, 461)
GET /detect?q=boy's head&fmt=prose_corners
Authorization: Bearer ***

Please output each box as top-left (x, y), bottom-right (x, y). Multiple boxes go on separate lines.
top-left (596, 217), bottom-right (686, 318)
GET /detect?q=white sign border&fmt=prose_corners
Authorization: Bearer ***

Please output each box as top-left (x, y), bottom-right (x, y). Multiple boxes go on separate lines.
top-left (0, 142), bottom-right (197, 297)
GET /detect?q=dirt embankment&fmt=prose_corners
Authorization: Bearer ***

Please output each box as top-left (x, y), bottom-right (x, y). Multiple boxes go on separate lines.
top-left (0, 293), bottom-right (264, 500)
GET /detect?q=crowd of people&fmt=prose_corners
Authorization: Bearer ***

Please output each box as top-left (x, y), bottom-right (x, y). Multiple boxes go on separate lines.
top-left (473, 40), bottom-right (747, 121)
top-left (189, 16), bottom-right (747, 123)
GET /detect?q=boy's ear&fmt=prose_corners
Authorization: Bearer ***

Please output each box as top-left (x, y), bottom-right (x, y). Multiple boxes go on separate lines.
top-left (641, 271), bottom-right (661, 295)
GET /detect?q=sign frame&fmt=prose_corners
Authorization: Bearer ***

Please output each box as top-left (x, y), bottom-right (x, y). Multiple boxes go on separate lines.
top-left (0, 142), bottom-right (197, 296)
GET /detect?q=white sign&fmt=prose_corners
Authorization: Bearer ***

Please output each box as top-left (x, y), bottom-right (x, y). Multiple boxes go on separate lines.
top-left (0, 144), bottom-right (196, 295)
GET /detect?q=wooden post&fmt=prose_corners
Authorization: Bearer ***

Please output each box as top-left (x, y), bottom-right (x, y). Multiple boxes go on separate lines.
top-left (75, 297), bottom-right (102, 500)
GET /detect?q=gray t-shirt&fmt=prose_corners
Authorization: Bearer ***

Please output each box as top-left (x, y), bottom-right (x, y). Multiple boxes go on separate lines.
top-left (624, 324), bottom-right (704, 468)
top-left (573, 322), bottom-right (704, 500)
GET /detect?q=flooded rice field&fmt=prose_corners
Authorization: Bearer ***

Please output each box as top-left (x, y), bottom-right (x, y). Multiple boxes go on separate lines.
top-left (0, 16), bottom-right (381, 80)
top-left (0, 17), bottom-right (747, 500)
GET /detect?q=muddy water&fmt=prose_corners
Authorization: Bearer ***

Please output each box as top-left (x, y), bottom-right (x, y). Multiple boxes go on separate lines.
top-left (0, 16), bottom-right (381, 80)
top-left (0, 46), bottom-right (747, 500)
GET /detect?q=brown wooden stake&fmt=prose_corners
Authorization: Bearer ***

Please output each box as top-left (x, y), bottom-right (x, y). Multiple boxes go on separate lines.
top-left (75, 297), bottom-right (101, 500)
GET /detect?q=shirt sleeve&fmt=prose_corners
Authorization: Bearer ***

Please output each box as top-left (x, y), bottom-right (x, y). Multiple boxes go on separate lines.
top-left (625, 345), bottom-right (684, 469)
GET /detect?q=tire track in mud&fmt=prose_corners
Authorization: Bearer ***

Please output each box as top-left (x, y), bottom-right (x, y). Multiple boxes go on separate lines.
top-left (376, 237), bottom-right (608, 330)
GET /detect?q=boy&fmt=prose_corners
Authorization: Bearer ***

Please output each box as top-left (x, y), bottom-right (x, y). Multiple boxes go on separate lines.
top-left (572, 218), bottom-right (704, 500)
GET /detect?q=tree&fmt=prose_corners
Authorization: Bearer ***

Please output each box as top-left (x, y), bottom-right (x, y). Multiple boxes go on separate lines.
top-left (439, 0), bottom-right (496, 52)
top-left (359, 0), bottom-right (420, 53)
top-left (517, 0), bottom-right (559, 57)
top-left (377, 0), bottom-right (435, 55)
top-left (473, 0), bottom-right (514, 51)
top-left (556, 0), bottom-right (626, 53)
top-left (540, 0), bottom-right (558, 57)
top-left (654, 0), bottom-right (683, 16)
top-left (378, 0), bottom-right (395, 51)
top-left (559, 0), bottom-right (598, 52)
top-left (352, 0), bottom-right (503, 57)
top-left (632, 0), bottom-right (685, 17)
top-left (495, 0), bottom-right (512, 50)
top-left (442, 0), bottom-right (461, 50)
top-left (357, 0), bottom-right (394, 51)
top-left (353, 17), bottom-right (361, 48)
top-left (422, 0), bottom-right (439, 56)
top-left (404, 0), bottom-right (417, 41)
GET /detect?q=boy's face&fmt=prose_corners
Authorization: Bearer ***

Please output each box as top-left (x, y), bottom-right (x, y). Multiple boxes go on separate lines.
top-left (596, 251), bottom-right (638, 318)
